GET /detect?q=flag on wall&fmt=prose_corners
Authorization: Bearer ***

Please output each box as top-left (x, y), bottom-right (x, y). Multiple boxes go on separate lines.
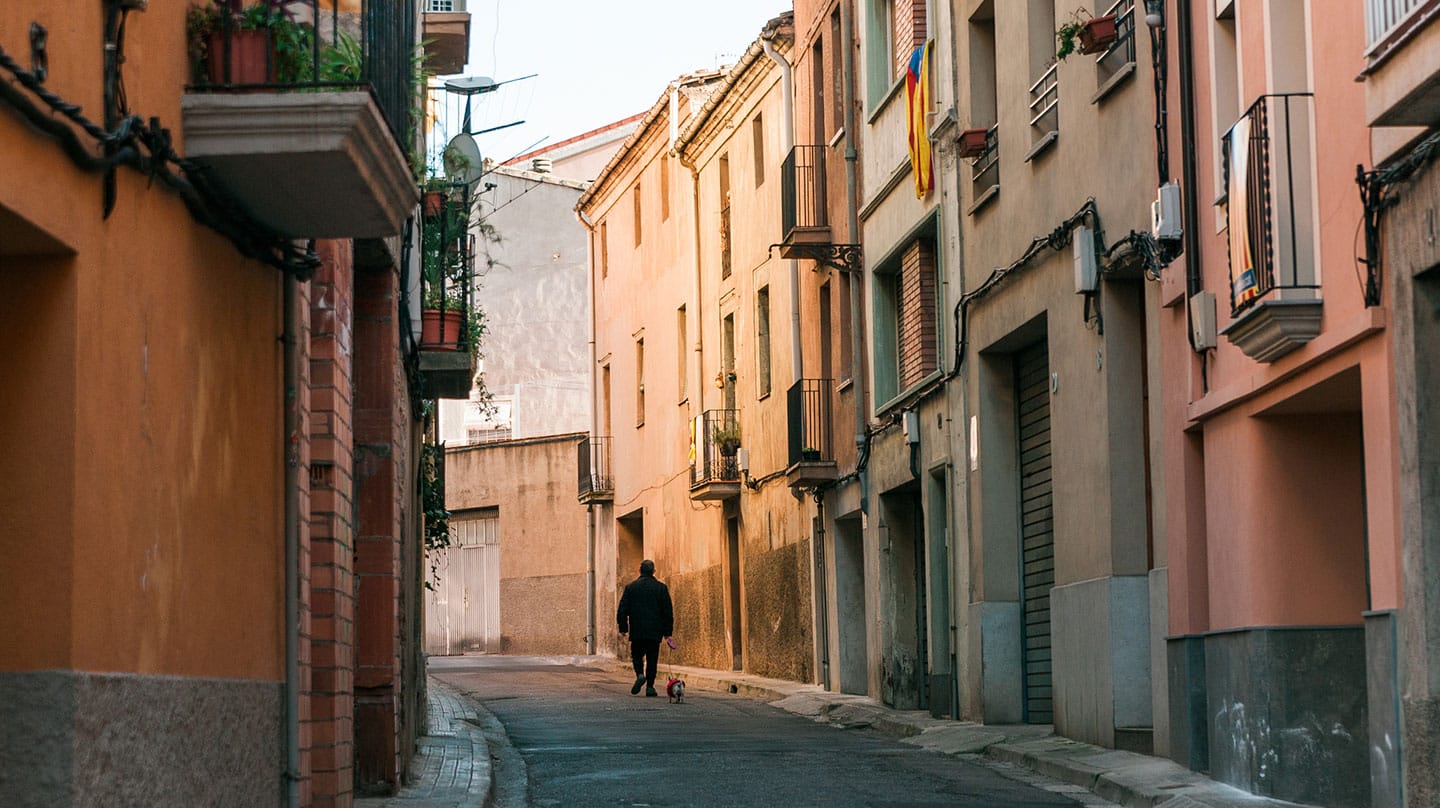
top-left (906, 42), bottom-right (933, 199)
top-left (1227, 118), bottom-right (1260, 306)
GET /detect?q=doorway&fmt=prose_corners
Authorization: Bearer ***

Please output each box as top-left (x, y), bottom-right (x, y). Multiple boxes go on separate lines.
top-left (833, 515), bottom-right (868, 694)
top-left (880, 485), bottom-right (926, 710)
top-left (726, 516), bottom-right (744, 670)
top-left (425, 509), bottom-right (500, 655)
top-left (1015, 341), bottom-right (1054, 724)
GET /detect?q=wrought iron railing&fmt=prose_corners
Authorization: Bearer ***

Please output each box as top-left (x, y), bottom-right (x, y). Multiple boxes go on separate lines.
top-left (577, 436), bottom-right (613, 499)
top-left (418, 186), bottom-right (476, 350)
top-left (781, 145), bottom-right (829, 237)
top-left (1221, 93), bottom-right (1319, 314)
top-left (970, 125), bottom-right (999, 198)
top-left (787, 379), bottom-right (834, 466)
top-left (1028, 63), bottom-right (1058, 137)
top-left (692, 409), bottom-right (742, 487)
top-left (1366, 0), bottom-right (1432, 49)
top-left (188, 0), bottom-right (417, 147)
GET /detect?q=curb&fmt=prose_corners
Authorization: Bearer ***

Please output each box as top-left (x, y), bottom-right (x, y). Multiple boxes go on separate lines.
top-left (633, 660), bottom-right (1312, 808)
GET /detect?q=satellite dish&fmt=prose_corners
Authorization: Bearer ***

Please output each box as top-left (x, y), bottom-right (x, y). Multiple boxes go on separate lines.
top-left (444, 132), bottom-right (484, 191)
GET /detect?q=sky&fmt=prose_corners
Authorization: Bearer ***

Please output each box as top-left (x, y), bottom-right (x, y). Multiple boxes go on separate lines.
top-left (450, 0), bottom-right (792, 166)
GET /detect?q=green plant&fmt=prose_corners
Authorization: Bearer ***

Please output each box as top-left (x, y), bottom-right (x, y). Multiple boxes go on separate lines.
top-left (187, 1), bottom-right (362, 85)
top-left (712, 424), bottom-right (742, 453)
top-left (420, 441), bottom-right (450, 589)
top-left (1055, 7), bottom-right (1091, 61)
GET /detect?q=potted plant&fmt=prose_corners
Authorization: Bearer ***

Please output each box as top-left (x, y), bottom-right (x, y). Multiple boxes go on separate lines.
top-left (801, 446), bottom-right (822, 462)
top-left (712, 424), bottom-right (742, 457)
top-left (957, 127), bottom-right (990, 158)
top-left (188, 1), bottom-right (357, 86)
top-left (1056, 8), bottom-right (1118, 60)
top-left (419, 193), bottom-right (471, 350)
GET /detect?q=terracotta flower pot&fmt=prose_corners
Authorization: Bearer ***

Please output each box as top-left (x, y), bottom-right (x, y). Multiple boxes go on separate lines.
top-left (1077, 15), bottom-right (1118, 55)
top-left (957, 127), bottom-right (990, 159)
top-left (205, 29), bottom-right (272, 85)
top-left (420, 309), bottom-right (464, 351)
top-left (423, 191), bottom-right (446, 218)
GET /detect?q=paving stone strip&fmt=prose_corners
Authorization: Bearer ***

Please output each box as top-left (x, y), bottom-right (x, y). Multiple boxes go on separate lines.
top-left (355, 679), bottom-right (491, 808)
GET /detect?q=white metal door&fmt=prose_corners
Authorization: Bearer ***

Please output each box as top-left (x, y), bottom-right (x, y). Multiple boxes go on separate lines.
top-left (425, 512), bottom-right (500, 655)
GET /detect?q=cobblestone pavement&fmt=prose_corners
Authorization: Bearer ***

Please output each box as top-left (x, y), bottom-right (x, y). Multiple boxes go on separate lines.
top-left (355, 679), bottom-right (490, 808)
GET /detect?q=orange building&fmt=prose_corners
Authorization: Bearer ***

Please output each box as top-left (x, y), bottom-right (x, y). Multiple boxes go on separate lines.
top-left (0, 2), bottom-right (465, 804)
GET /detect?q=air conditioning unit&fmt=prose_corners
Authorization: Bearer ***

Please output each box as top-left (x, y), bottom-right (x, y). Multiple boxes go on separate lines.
top-left (425, 0), bottom-right (465, 12)
top-left (1152, 182), bottom-right (1182, 241)
top-left (1189, 290), bottom-right (1217, 350)
top-left (1073, 226), bottom-right (1097, 294)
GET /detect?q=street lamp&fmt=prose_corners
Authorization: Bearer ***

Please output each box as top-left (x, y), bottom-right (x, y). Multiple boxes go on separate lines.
top-left (1144, 0), bottom-right (1164, 27)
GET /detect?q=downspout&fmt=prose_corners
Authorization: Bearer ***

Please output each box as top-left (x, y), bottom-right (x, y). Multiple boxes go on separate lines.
top-left (841, 0), bottom-right (867, 467)
top-left (761, 35), bottom-right (803, 382)
top-left (680, 154), bottom-right (706, 418)
top-left (577, 208), bottom-right (599, 655)
top-left (282, 274), bottom-right (301, 808)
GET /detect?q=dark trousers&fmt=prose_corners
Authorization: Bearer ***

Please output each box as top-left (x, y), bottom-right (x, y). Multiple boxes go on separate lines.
top-left (630, 638), bottom-right (660, 686)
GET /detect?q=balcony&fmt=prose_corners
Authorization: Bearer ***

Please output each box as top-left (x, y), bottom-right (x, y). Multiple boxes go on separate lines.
top-left (1363, 0), bottom-right (1440, 127)
top-left (423, 0), bottom-right (471, 76)
top-left (577, 435), bottom-right (613, 504)
top-left (786, 379), bottom-right (838, 489)
top-left (968, 125), bottom-right (1000, 213)
top-left (1218, 94), bottom-right (1322, 363)
top-left (1026, 63), bottom-right (1059, 160)
top-left (180, 0), bottom-right (420, 239)
top-left (690, 409), bottom-right (742, 501)
top-left (780, 145), bottom-right (831, 254)
top-left (417, 186), bottom-right (477, 398)
top-left (1094, 0), bottom-right (1137, 93)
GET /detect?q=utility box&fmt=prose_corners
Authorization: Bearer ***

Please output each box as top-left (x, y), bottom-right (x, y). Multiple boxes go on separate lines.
top-left (1189, 290), bottom-right (1217, 350)
top-left (1074, 226), bottom-right (1097, 294)
top-left (1153, 182), bottom-right (1182, 241)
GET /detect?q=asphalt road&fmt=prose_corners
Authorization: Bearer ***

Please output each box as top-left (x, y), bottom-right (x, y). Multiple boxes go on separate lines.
top-left (432, 656), bottom-right (1102, 808)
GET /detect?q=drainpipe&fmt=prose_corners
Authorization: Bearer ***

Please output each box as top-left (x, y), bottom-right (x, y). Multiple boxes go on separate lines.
top-left (282, 274), bottom-right (301, 808)
top-left (679, 154), bottom-right (706, 417)
top-left (761, 35), bottom-right (803, 383)
top-left (578, 208), bottom-right (599, 655)
top-left (841, 0), bottom-right (865, 456)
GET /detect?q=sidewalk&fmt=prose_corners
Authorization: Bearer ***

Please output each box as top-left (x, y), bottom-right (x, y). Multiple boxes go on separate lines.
top-left (355, 679), bottom-right (490, 808)
top-left (640, 660), bottom-right (1314, 808)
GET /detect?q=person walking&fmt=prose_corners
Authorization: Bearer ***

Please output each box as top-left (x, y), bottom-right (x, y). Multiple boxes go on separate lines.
top-left (617, 559), bottom-right (673, 697)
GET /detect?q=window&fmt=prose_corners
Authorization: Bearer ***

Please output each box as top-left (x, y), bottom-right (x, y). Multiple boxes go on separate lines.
top-left (820, 280), bottom-right (834, 382)
top-left (757, 287), bottom-right (772, 397)
top-left (812, 37), bottom-right (826, 143)
top-left (661, 153), bottom-right (671, 221)
top-left (601, 364), bottom-right (612, 432)
top-left (722, 314), bottom-right (737, 411)
top-left (752, 114), bottom-right (765, 186)
top-left (1095, 0), bottom-right (1138, 90)
top-left (600, 220), bottom-right (609, 278)
top-left (635, 338), bottom-right (645, 427)
top-left (633, 183), bottom-right (642, 246)
top-left (830, 10), bottom-right (843, 136)
top-left (873, 231), bottom-right (938, 404)
top-left (838, 270), bottom-right (853, 382)
top-left (677, 305), bottom-right (688, 401)
top-left (1027, 0), bottom-right (1058, 145)
top-left (719, 154), bottom-right (732, 280)
top-left (867, 0), bottom-right (927, 109)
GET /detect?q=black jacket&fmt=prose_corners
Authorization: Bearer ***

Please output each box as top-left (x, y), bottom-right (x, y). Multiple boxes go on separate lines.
top-left (617, 573), bottom-right (673, 642)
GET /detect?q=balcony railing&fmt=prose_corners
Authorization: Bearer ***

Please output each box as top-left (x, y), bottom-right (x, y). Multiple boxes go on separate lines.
top-left (419, 187), bottom-right (476, 351)
top-left (1221, 93), bottom-right (1318, 315)
top-left (970, 125), bottom-right (999, 200)
top-left (781, 145), bottom-right (830, 238)
top-left (692, 409), bottom-right (742, 488)
top-left (577, 436), bottom-right (613, 501)
top-left (1367, 0), bottom-right (1433, 49)
top-left (1028, 63), bottom-right (1058, 139)
top-left (189, 0), bottom-right (417, 147)
top-left (787, 379), bottom-right (834, 466)
top-left (1096, 0), bottom-right (1137, 81)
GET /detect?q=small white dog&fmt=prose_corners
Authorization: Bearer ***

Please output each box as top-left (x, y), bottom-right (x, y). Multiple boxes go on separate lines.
top-left (666, 677), bottom-right (686, 703)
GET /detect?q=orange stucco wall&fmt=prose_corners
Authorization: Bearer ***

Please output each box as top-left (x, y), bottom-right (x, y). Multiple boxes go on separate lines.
top-left (0, 5), bottom-right (283, 680)
top-left (1162, 1), bottom-right (1400, 635)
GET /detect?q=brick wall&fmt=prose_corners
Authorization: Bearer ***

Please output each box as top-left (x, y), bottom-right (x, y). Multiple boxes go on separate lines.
top-left (353, 258), bottom-right (405, 793)
top-left (892, 0), bottom-right (927, 79)
top-left (899, 239), bottom-right (937, 389)
top-left (306, 239), bottom-right (356, 807)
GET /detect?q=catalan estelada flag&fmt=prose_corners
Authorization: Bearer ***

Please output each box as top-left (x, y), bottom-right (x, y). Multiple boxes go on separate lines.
top-left (906, 42), bottom-right (933, 199)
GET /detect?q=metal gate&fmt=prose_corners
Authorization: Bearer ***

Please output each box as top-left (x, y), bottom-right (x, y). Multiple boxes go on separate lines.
top-left (425, 512), bottom-right (500, 655)
top-left (1016, 343), bottom-right (1054, 724)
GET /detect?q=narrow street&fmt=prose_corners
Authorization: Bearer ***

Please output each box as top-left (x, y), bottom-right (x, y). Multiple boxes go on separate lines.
top-left (432, 656), bottom-right (1114, 808)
